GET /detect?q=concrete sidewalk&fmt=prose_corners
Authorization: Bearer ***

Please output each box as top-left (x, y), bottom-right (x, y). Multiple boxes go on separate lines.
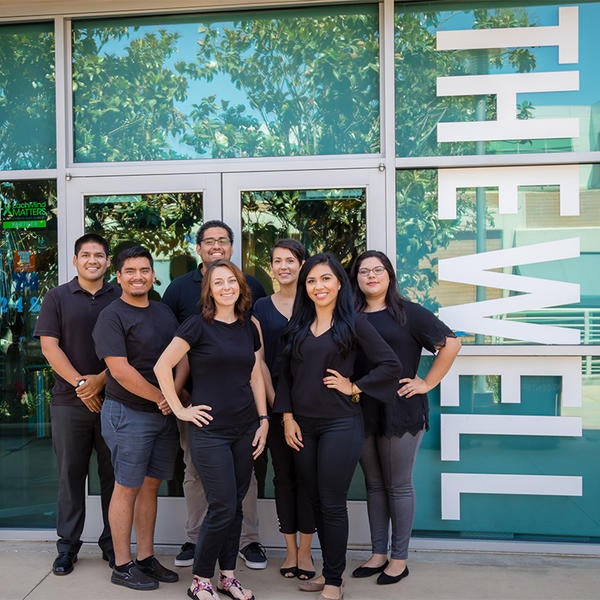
top-left (1, 541), bottom-right (599, 600)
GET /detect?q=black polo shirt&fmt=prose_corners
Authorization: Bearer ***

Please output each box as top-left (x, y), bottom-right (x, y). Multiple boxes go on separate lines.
top-left (162, 264), bottom-right (266, 323)
top-left (34, 278), bottom-right (120, 407)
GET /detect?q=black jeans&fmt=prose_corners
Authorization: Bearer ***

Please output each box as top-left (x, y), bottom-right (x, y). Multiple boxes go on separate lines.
top-left (294, 414), bottom-right (364, 587)
top-left (188, 421), bottom-right (255, 577)
top-left (268, 415), bottom-right (315, 534)
top-left (50, 404), bottom-right (114, 555)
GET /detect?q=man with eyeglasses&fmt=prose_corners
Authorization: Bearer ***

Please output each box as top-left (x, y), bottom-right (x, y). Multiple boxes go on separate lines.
top-left (162, 219), bottom-right (269, 571)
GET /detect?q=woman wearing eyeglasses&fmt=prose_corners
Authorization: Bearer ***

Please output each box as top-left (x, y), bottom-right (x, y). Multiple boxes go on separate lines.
top-left (274, 253), bottom-right (400, 600)
top-left (349, 250), bottom-right (460, 586)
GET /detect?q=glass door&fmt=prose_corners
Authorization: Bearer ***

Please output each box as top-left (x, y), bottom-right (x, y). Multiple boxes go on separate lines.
top-left (66, 173), bottom-right (219, 544)
top-left (223, 168), bottom-right (386, 548)
top-left (0, 179), bottom-right (58, 531)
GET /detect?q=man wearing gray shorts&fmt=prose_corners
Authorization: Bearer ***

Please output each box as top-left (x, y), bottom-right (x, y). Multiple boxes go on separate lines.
top-left (93, 245), bottom-right (184, 591)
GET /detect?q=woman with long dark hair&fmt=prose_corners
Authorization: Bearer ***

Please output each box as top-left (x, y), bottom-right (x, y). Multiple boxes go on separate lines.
top-left (252, 239), bottom-right (316, 580)
top-left (154, 259), bottom-right (268, 600)
top-left (349, 250), bottom-right (460, 586)
top-left (273, 253), bottom-right (400, 600)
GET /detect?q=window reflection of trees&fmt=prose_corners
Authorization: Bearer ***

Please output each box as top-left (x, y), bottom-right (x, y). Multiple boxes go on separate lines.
top-left (84, 193), bottom-right (203, 271)
top-left (241, 189), bottom-right (366, 280)
top-left (0, 180), bottom-right (57, 424)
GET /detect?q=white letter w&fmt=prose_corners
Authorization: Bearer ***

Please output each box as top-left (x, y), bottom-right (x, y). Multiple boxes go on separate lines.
top-left (438, 239), bottom-right (580, 344)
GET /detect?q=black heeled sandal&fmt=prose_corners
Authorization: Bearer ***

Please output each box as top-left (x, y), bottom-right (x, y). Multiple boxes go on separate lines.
top-left (280, 566), bottom-right (298, 578)
top-left (296, 567), bottom-right (316, 581)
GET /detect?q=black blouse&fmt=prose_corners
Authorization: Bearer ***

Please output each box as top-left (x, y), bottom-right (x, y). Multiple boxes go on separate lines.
top-left (360, 302), bottom-right (456, 437)
top-left (273, 314), bottom-right (401, 420)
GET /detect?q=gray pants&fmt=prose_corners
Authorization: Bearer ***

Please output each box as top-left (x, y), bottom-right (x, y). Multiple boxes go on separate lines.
top-left (359, 430), bottom-right (424, 559)
top-left (179, 420), bottom-right (259, 547)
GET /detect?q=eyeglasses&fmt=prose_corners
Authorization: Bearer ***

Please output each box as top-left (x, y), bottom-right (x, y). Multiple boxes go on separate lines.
top-left (357, 266), bottom-right (386, 277)
top-left (201, 237), bottom-right (231, 247)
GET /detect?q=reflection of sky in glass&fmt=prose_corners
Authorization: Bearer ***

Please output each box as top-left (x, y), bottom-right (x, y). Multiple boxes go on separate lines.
top-left (98, 19), bottom-right (250, 115)
top-left (74, 5), bottom-right (379, 160)
top-left (395, 2), bottom-right (599, 155)
top-left (435, 3), bottom-right (600, 107)
top-left (86, 18), bottom-right (250, 157)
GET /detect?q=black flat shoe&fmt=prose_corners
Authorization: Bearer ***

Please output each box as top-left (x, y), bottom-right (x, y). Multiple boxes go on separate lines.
top-left (376, 566), bottom-right (409, 585)
top-left (351, 560), bottom-right (388, 578)
top-left (280, 566), bottom-right (298, 578)
top-left (53, 552), bottom-right (77, 576)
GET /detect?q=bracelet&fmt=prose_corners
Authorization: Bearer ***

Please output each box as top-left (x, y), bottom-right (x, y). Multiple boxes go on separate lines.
top-left (350, 383), bottom-right (361, 404)
top-left (258, 415), bottom-right (270, 421)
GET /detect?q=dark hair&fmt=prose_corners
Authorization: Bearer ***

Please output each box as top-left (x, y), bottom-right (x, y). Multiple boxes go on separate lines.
top-left (196, 220), bottom-right (234, 245)
top-left (201, 259), bottom-right (251, 322)
top-left (115, 245), bottom-right (154, 273)
top-left (350, 250), bottom-right (406, 325)
top-left (270, 239), bottom-right (305, 264)
top-left (74, 233), bottom-right (109, 257)
top-left (285, 252), bottom-right (356, 358)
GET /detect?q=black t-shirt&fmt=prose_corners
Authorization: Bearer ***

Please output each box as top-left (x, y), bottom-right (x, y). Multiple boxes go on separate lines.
top-left (252, 296), bottom-right (288, 386)
top-left (175, 316), bottom-right (261, 430)
top-left (33, 278), bottom-right (120, 406)
top-left (273, 315), bottom-right (401, 420)
top-left (93, 299), bottom-right (178, 413)
top-left (162, 265), bottom-right (266, 324)
top-left (360, 302), bottom-right (457, 437)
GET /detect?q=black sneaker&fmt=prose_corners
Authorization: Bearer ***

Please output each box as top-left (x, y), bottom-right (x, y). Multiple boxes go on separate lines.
top-left (111, 562), bottom-right (159, 590)
top-left (174, 542), bottom-right (195, 567)
top-left (238, 542), bottom-right (267, 569)
top-left (136, 556), bottom-right (179, 583)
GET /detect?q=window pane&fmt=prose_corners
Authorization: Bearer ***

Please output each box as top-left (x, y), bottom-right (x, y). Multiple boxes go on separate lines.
top-left (417, 356), bottom-right (599, 540)
top-left (84, 192), bottom-right (203, 300)
top-left (396, 166), bottom-right (599, 345)
top-left (72, 5), bottom-right (379, 162)
top-left (396, 2), bottom-right (594, 157)
top-left (0, 23), bottom-right (56, 170)
top-left (0, 180), bottom-right (57, 527)
top-left (241, 187), bottom-right (367, 293)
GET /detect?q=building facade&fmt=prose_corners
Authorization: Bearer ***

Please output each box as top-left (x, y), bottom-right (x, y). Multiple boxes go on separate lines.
top-left (1, 0), bottom-right (599, 550)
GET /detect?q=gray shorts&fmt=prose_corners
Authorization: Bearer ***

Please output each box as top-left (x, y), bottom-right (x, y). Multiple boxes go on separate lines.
top-left (101, 398), bottom-right (178, 488)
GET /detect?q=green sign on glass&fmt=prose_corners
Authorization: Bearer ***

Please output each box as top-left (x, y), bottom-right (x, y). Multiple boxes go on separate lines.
top-left (1, 199), bottom-right (47, 229)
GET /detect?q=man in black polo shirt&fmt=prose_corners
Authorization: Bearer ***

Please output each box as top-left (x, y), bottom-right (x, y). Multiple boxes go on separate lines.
top-left (34, 233), bottom-right (119, 576)
top-left (162, 219), bottom-right (269, 570)
top-left (94, 245), bottom-right (181, 591)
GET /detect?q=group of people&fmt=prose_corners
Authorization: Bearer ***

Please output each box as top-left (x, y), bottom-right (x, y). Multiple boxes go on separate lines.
top-left (35, 219), bottom-right (460, 600)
